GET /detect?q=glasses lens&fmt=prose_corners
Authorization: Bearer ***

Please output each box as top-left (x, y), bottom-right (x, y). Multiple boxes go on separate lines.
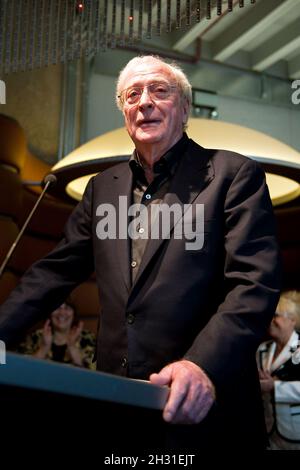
top-left (149, 83), bottom-right (171, 100)
top-left (126, 87), bottom-right (142, 104)
top-left (274, 312), bottom-right (289, 318)
top-left (123, 82), bottom-right (174, 105)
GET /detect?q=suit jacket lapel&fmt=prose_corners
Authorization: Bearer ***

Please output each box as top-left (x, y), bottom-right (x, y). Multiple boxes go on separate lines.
top-left (130, 141), bottom-right (215, 292)
top-left (110, 163), bottom-right (132, 293)
top-left (261, 342), bottom-right (276, 372)
top-left (271, 331), bottom-right (299, 372)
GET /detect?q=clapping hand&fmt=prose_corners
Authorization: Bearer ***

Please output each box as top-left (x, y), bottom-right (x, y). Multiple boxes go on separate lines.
top-left (66, 321), bottom-right (83, 347)
top-left (258, 369), bottom-right (275, 393)
top-left (41, 319), bottom-right (53, 347)
top-left (34, 319), bottom-right (53, 359)
top-left (66, 321), bottom-right (84, 366)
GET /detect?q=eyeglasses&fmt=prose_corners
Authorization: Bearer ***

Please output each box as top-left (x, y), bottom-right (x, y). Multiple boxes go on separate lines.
top-left (274, 312), bottom-right (291, 319)
top-left (118, 82), bottom-right (177, 106)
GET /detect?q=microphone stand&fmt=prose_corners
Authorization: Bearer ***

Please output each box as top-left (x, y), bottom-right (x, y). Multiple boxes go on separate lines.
top-left (0, 174), bottom-right (57, 279)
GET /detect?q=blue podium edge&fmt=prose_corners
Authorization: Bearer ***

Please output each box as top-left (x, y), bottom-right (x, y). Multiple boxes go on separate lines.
top-left (0, 352), bottom-right (169, 410)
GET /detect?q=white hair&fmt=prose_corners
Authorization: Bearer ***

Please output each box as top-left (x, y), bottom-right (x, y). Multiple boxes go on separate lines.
top-left (277, 291), bottom-right (300, 328)
top-left (115, 55), bottom-right (192, 112)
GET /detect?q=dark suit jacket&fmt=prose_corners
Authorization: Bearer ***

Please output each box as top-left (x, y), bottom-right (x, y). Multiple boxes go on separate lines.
top-left (0, 138), bottom-right (281, 449)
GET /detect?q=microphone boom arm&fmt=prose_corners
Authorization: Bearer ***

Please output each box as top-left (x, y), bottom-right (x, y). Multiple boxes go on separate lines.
top-left (0, 175), bottom-right (57, 279)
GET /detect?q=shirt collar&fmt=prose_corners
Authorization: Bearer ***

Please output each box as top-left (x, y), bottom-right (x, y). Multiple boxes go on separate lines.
top-left (288, 330), bottom-right (299, 352)
top-left (129, 133), bottom-right (189, 181)
top-left (269, 330), bottom-right (299, 372)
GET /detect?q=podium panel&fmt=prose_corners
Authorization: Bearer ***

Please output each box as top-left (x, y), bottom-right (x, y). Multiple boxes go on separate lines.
top-left (0, 352), bottom-right (169, 409)
top-left (0, 353), bottom-right (170, 454)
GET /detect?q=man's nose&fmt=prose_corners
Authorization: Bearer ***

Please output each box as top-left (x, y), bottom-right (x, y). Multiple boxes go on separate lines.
top-left (138, 87), bottom-right (153, 108)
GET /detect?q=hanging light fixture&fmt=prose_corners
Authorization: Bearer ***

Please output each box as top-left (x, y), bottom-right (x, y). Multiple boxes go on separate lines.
top-left (0, 0), bottom-right (257, 74)
top-left (176, 0), bottom-right (181, 30)
top-left (196, 1), bottom-right (201, 23)
top-left (186, 0), bottom-right (191, 27)
top-left (128, 0), bottom-right (134, 44)
top-left (138, 0), bottom-right (143, 40)
top-left (111, 0), bottom-right (117, 48)
top-left (206, 1), bottom-right (211, 20)
top-left (146, 0), bottom-right (152, 39)
top-left (166, 0), bottom-right (172, 33)
top-left (156, 0), bottom-right (161, 36)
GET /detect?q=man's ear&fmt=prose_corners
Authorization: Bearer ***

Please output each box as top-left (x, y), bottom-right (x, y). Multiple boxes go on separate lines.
top-left (182, 98), bottom-right (190, 125)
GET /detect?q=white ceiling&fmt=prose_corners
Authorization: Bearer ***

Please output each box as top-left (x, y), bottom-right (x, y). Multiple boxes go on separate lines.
top-left (167, 0), bottom-right (300, 79)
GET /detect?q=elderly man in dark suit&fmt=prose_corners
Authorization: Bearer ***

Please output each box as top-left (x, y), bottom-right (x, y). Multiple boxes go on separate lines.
top-left (0, 55), bottom-right (280, 450)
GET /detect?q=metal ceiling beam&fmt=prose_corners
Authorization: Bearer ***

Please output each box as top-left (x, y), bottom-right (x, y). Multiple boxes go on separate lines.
top-left (212, 0), bottom-right (296, 62)
top-left (252, 18), bottom-right (300, 72)
top-left (289, 55), bottom-right (300, 80)
top-left (172, 5), bottom-right (219, 51)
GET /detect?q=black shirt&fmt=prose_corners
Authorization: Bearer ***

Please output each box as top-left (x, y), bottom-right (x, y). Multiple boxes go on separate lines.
top-left (129, 133), bottom-right (189, 283)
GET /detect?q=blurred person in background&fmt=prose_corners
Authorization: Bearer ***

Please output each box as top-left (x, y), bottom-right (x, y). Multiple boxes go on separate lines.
top-left (18, 301), bottom-right (96, 369)
top-left (257, 291), bottom-right (300, 450)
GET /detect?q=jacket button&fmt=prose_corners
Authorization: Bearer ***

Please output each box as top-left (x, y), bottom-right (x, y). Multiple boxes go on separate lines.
top-left (127, 314), bottom-right (135, 324)
top-left (121, 357), bottom-right (128, 367)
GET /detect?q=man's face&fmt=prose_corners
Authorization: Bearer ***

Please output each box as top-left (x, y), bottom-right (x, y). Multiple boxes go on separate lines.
top-left (120, 59), bottom-right (189, 153)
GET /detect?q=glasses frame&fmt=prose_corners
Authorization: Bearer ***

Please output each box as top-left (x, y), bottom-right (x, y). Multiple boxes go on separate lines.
top-left (118, 82), bottom-right (178, 107)
top-left (274, 311), bottom-right (292, 319)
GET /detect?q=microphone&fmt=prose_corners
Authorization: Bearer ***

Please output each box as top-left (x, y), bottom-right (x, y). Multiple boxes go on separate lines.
top-left (0, 173), bottom-right (57, 279)
top-left (42, 174), bottom-right (57, 187)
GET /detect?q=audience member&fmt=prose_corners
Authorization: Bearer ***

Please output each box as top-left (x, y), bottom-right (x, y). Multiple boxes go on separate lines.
top-left (257, 291), bottom-right (300, 449)
top-left (18, 302), bottom-right (96, 369)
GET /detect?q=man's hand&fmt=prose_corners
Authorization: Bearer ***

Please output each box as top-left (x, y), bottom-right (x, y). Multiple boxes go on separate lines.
top-left (258, 369), bottom-right (275, 393)
top-left (150, 359), bottom-right (215, 425)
